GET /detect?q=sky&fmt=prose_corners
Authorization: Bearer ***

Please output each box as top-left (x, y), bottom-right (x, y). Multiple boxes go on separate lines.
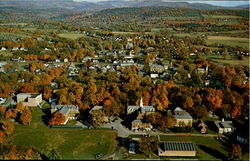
top-left (73, 0), bottom-right (249, 7)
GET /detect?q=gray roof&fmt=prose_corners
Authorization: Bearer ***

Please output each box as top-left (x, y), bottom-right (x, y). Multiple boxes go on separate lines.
top-left (174, 107), bottom-right (193, 120)
top-left (214, 120), bottom-right (235, 129)
top-left (52, 105), bottom-right (78, 115)
top-left (127, 106), bottom-right (140, 111)
top-left (127, 105), bottom-right (155, 114)
top-left (90, 106), bottom-right (103, 113)
top-left (141, 106), bottom-right (155, 113)
top-left (160, 142), bottom-right (195, 151)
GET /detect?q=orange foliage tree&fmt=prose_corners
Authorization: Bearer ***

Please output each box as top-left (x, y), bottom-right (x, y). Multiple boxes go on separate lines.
top-left (43, 86), bottom-right (52, 100)
top-left (20, 108), bottom-right (32, 125)
top-left (29, 63), bottom-right (36, 72)
top-left (49, 112), bottom-right (65, 125)
top-left (206, 88), bottom-right (223, 109)
top-left (0, 131), bottom-right (6, 144)
top-left (16, 102), bottom-right (25, 112)
top-left (20, 84), bottom-right (36, 93)
top-left (2, 120), bottom-right (15, 136)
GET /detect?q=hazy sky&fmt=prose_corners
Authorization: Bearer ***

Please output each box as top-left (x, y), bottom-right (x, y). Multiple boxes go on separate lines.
top-left (73, 0), bottom-right (249, 7)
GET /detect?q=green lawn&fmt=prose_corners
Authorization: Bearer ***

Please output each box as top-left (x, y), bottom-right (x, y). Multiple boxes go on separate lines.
top-left (57, 33), bottom-right (86, 40)
top-left (205, 55), bottom-right (249, 67)
top-left (207, 36), bottom-right (249, 49)
top-left (10, 107), bottom-right (117, 160)
top-left (160, 135), bottom-right (229, 160)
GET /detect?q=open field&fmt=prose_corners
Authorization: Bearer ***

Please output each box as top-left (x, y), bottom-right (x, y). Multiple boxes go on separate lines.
top-left (0, 32), bottom-right (30, 41)
top-left (202, 15), bottom-right (242, 19)
top-left (57, 32), bottom-right (86, 40)
top-left (207, 36), bottom-right (249, 49)
top-left (109, 31), bottom-right (150, 35)
top-left (209, 57), bottom-right (249, 66)
top-left (173, 32), bottom-right (206, 38)
top-left (11, 107), bottom-right (117, 160)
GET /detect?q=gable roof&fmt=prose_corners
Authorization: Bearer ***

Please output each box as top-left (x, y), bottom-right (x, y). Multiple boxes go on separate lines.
top-left (90, 106), bottom-right (103, 113)
top-left (160, 142), bottom-right (195, 151)
top-left (174, 107), bottom-right (193, 120)
top-left (52, 105), bottom-right (78, 115)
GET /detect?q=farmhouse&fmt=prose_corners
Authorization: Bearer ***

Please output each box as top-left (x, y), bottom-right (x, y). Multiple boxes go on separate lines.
top-left (214, 119), bottom-right (235, 134)
top-left (173, 107), bottom-right (193, 127)
top-left (158, 142), bottom-right (196, 157)
top-left (131, 120), bottom-right (152, 131)
top-left (51, 105), bottom-right (79, 124)
top-left (16, 93), bottom-right (42, 107)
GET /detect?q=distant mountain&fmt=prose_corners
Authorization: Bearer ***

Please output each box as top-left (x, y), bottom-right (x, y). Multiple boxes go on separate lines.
top-left (233, 4), bottom-right (249, 9)
top-left (0, 0), bottom-right (232, 11)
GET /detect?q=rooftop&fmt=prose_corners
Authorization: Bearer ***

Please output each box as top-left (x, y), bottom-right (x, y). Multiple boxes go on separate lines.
top-left (52, 105), bottom-right (78, 115)
top-left (17, 93), bottom-right (41, 98)
top-left (215, 120), bottom-right (235, 129)
top-left (90, 106), bottom-right (103, 113)
top-left (160, 142), bottom-right (195, 151)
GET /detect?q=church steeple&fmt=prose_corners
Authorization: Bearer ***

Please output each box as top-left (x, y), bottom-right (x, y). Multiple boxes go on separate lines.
top-left (140, 98), bottom-right (143, 107)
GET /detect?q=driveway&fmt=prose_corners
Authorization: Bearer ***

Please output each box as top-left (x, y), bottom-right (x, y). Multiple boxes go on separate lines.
top-left (103, 118), bottom-right (146, 138)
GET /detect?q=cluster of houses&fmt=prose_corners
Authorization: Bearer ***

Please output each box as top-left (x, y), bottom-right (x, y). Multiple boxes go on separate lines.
top-left (126, 98), bottom-right (194, 131)
top-left (1, 91), bottom-right (238, 135)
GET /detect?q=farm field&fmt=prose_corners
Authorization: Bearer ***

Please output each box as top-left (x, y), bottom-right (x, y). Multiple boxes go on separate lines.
top-left (57, 32), bottom-right (86, 40)
top-left (0, 32), bottom-right (30, 41)
top-left (207, 36), bottom-right (249, 49)
top-left (209, 57), bottom-right (249, 66)
top-left (11, 107), bottom-right (117, 160)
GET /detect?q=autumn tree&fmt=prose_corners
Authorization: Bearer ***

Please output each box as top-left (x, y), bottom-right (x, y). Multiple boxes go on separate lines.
top-left (43, 86), bottom-right (52, 100)
top-left (29, 63), bottom-right (36, 72)
top-left (2, 120), bottom-right (15, 136)
top-left (205, 88), bottom-right (223, 110)
top-left (158, 114), bottom-right (177, 130)
top-left (138, 136), bottom-right (159, 158)
top-left (0, 131), bottom-right (5, 144)
top-left (5, 109), bottom-right (16, 119)
top-left (228, 144), bottom-right (242, 161)
top-left (16, 102), bottom-right (25, 112)
top-left (19, 108), bottom-right (32, 125)
top-left (90, 110), bottom-right (107, 127)
top-left (20, 84), bottom-right (36, 93)
top-left (0, 105), bottom-right (6, 120)
top-left (183, 96), bottom-right (194, 109)
top-left (49, 112), bottom-right (65, 126)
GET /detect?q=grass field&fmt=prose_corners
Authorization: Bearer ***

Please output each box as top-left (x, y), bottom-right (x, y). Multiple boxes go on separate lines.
top-left (173, 32), bottom-right (207, 38)
top-left (210, 57), bottom-right (249, 66)
top-left (207, 36), bottom-right (249, 49)
top-left (0, 32), bottom-right (30, 41)
top-left (57, 33), bottom-right (86, 40)
top-left (11, 107), bottom-right (117, 160)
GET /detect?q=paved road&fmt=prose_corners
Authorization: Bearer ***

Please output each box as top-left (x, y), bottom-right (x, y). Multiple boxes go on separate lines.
top-left (103, 118), bottom-right (146, 137)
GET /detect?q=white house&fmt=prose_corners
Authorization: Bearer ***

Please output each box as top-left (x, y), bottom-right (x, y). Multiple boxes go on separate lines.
top-left (214, 119), bottom-right (235, 134)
